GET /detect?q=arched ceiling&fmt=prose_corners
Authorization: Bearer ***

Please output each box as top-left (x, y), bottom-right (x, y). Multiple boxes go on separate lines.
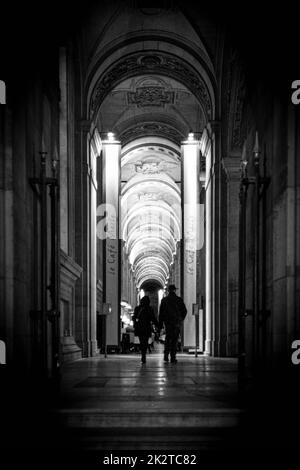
top-left (85, 4), bottom-right (216, 290)
top-left (97, 75), bottom-right (205, 144)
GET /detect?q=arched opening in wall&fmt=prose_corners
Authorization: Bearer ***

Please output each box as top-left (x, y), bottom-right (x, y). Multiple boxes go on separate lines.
top-left (140, 280), bottom-right (163, 318)
top-left (84, 14), bottom-right (216, 354)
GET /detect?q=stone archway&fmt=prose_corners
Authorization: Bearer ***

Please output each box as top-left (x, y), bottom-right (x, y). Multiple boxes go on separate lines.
top-left (73, 5), bottom-right (219, 354)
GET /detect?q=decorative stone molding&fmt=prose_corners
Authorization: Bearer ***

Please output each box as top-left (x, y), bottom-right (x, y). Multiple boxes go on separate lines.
top-left (89, 52), bottom-right (212, 120)
top-left (78, 119), bottom-right (92, 133)
top-left (199, 127), bottom-right (211, 158)
top-left (224, 50), bottom-right (246, 153)
top-left (96, 279), bottom-right (103, 314)
top-left (222, 156), bottom-right (241, 181)
top-left (60, 250), bottom-right (83, 362)
top-left (134, 160), bottom-right (178, 174)
top-left (200, 154), bottom-right (206, 175)
top-left (138, 192), bottom-right (163, 201)
top-left (120, 122), bottom-right (184, 145)
top-left (231, 70), bottom-right (246, 151)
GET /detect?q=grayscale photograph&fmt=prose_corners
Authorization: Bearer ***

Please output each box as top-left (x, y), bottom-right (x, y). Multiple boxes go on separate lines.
top-left (0, 0), bottom-right (299, 466)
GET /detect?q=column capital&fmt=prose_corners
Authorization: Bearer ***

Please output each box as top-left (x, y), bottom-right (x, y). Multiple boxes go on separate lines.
top-left (102, 140), bottom-right (121, 146)
top-left (209, 120), bottom-right (221, 134)
top-left (78, 119), bottom-right (92, 133)
top-left (222, 156), bottom-right (241, 181)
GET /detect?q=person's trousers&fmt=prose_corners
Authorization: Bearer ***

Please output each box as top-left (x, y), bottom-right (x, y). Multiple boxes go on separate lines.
top-left (164, 327), bottom-right (180, 361)
top-left (139, 335), bottom-right (149, 362)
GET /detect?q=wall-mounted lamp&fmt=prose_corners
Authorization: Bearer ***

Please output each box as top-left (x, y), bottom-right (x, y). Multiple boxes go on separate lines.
top-left (107, 132), bottom-right (115, 142)
top-left (240, 143), bottom-right (248, 180)
top-left (253, 131), bottom-right (260, 167)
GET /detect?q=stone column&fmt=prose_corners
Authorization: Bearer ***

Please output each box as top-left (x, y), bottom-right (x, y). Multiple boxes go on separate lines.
top-left (211, 122), bottom-right (224, 357)
top-left (182, 135), bottom-right (201, 349)
top-left (0, 107), bottom-right (14, 364)
top-left (90, 130), bottom-right (102, 355)
top-left (206, 121), bottom-right (229, 357)
top-left (74, 121), bottom-right (91, 357)
top-left (201, 128), bottom-right (213, 355)
top-left (59, 47), bottom-right (69, 254)
top-left (286, 105), bottom-right (300, 349)
top-left (102, 137), bottom-right (121, 348)
top-left (222, 156), bottom-right (241, 356)
top-left (60, 251), bottom-right (82, 362)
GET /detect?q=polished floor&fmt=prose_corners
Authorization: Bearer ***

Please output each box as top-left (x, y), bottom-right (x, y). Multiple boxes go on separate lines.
top-left (2, 343), bottom-right (299, 457)
top-left (53, 343), bottom-right (243, 451)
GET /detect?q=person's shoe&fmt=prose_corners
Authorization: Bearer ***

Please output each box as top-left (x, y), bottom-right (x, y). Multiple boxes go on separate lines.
top-left (141, 357), bottom-right (146, 364)
top-left (164, 356), bottom-right (169, 362)
top-left (170, 358), bottom-right (177, 364)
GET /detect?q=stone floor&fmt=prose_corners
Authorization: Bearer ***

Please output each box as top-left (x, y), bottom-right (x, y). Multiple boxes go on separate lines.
top-left (53, 343), bottom-right (244, 451)
top-left (2, 343), bottom-right (299, 460)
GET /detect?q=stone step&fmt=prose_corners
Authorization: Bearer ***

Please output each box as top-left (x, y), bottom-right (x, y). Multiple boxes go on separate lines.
top-left (55, 407), bottom-right (242, 429)
top-left (58, 426), bottom-right (243, 451)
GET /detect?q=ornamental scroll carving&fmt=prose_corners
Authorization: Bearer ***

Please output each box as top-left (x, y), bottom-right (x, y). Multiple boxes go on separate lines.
top-left (231, 68), bottom-right (246, 150)
top-left (224, 49), bottom-right (247, 152)
top-left (89, 53), bottom-right (212, 119)
top-left (128, 86), bottom-right (174, 107)
top-left (138, 192), bottom-right (164, 201)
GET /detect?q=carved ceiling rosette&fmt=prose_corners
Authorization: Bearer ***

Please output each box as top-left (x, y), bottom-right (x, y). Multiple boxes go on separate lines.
top-left (89, 52), bottom-right (212, 120)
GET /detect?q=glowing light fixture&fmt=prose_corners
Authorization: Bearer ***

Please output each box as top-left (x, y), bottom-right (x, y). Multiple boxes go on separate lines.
top-left (107, 131), bottom-right (115, 142)
top-left (158, 288), bottom-right (164, 309)
top-left (140, 289), bottom-right (145, 299)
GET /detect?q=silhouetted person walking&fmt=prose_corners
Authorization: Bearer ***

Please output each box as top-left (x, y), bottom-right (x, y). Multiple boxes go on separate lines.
top-left (133, 296), bottom-right (158, 364)
top-left (158, 285), bottom-right (187, 363)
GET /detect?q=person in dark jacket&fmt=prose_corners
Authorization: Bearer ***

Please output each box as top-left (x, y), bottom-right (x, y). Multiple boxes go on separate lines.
top-left (133, 296), bottom-right (158, 364)
top-left (158, 284), bottom-right (187, 364)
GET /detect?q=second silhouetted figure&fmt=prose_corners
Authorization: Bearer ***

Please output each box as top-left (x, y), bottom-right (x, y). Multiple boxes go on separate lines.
top-left (158, 285), bottom-right (187, 363)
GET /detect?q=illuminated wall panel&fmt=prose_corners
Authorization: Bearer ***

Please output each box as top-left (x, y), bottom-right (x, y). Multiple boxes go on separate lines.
top-left (103, 138), bottom-right (121, 346)
top-left (182, 137), bottom-right (200, 348)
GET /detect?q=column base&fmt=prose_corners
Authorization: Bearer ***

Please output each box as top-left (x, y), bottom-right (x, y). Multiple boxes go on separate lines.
top-left (62, 336), bottom-right (82, 362)
top-left (226, 333), bottom-right (238, 357)
top-left (212, 338), bottom-right (228, 357)
top-left (204, 339), bottom-right (212, 356)
top-left (90, 339), bottom-right (98, 357)
top-left (77, 340), bottom-right (91, 358)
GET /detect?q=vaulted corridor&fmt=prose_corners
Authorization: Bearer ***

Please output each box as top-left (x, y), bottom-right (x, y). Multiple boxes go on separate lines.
top-left (1, 0), bottom-right (300, 461)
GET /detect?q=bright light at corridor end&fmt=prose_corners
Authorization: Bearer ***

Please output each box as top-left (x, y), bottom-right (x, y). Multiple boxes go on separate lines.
top-left (188, 132), bottom-right (195, 142)
top-left (139, 289), bottom-right (145, 299)
top-left (107, 132), bottom-right (115, 141)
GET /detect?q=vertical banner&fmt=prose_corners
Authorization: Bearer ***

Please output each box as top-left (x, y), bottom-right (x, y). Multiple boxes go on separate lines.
top-left (102, 138), bottom-right (121, 347)
top-left (182, 137), bottom-right (200, 348)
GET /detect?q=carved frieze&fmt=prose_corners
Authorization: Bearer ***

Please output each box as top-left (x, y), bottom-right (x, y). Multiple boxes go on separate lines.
top-left (223, 49), bottom-right (246, 152)
top-left (127, 86), bottom-right (174, 107)
top-left (134, 161), bottom-right (178, 174)
top-left (231, 69), bottom-right (246, 150)
top-left (138, 192), bottom-right (164, 201)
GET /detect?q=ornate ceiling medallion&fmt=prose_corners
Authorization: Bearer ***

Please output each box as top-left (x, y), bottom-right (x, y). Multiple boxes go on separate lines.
top-left (89, 52), bottom-right (212, 120)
